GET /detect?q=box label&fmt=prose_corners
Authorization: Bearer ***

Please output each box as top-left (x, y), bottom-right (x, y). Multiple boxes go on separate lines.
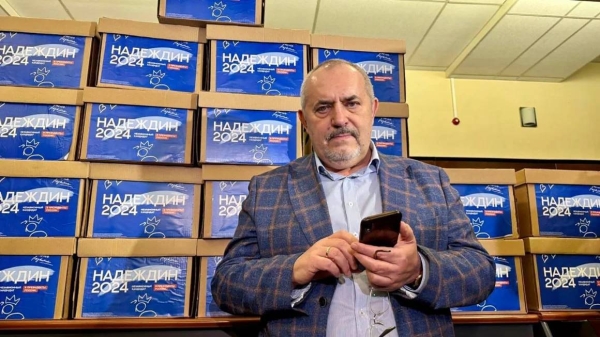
top-left (210, 181), bottom-right (248, 238)
top-left (452, 256), bottom-right (521, 312)
top-left (81, 257), bottom-right (188, 317)
top-left (372, 117), bottom-right (402, 157)
top-left (92, 180), bottom-right (195, 238)
top-left (317, 49), bottom-right (401, 102)
top-left (454, 184), bottom-right (513, 239)
top-left (165, 0), bottom-right (257, 24)
top-left (536, 254), bottom-right (600, 310)
top-left (86, 103), bottom-right (188, 164)
top-left (101, 34), bottom-right (199, 92)
top-left (0, 102), bottom-right (76, 161)
top-left (535, 184), bottom-right (600, 237)
top-left (204, 256), bottom-right (230, 317)
top-left (0, 177), bottom-right (80, 237)
top-left (0, 32), bottom-right (86, 88)
top-left (205, 109), bottom-right (297, 165)
top-left (0, 255), bottom-right (62, 319)
top-left (215, 41), bottom-right (304, 96)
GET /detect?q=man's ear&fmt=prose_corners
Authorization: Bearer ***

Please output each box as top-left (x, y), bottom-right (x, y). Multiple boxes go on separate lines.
top-left (298, 109), bottom-right (307, 131)
top-left (371, 98), bottom-right (379, 119)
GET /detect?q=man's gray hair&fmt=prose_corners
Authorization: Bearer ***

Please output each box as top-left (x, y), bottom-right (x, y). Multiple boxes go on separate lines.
top-left (300, 59), bottom-right (375, 111)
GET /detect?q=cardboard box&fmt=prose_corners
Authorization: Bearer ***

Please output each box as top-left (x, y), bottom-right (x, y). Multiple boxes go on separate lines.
top-left (86, 163), bottom-right (202, 239)
top-left (446, 169), bottom-right (518, 239)
top-left (158, 0), bottom-right (264, 27)
top-left (96, 18), bottom-right (205, 93)
top-left (198, 92), bottom-right (302, 165)
top-left (0, 237), bottom-right (76, 319)
top-left (0, 17), bottom-right (96, 89)
top-left (201, 165), bottom-right (275, 238)
top-left (75, 239), bottom-right (196, 318)
top-left (452, 239), bottom-right (526, 314)
top-left (515, 169), bottom-right (600, 238)
top-left (310, 34), bottom-right (407, 105)
top-left (0, 87), bottom-right (83, 161)
top-left (0, 161), bottom-right (88, 237)
top-left (196, 239), bottom-right (230, 317)
top-left (523, 237), bottom-right (600, 311)
top-left (79, 87), bottom-right (197, 165)
top-left (207, 25), bottom-right (309, 97)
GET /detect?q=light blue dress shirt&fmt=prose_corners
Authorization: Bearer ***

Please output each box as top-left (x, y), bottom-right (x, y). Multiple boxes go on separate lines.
top-left (292, 143), bottom-right (429, 337)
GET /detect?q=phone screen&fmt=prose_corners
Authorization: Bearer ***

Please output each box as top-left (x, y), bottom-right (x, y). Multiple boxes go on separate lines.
top-left (359, 211), bottom-right (402, 247)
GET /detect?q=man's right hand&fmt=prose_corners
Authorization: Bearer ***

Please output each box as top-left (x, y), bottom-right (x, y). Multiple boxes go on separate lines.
top-left (292, 230), bottom-right (359, 287)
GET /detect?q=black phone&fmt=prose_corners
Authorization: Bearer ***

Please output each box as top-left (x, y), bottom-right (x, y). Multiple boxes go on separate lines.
top-left (359, 210), bottom-right (402, 247)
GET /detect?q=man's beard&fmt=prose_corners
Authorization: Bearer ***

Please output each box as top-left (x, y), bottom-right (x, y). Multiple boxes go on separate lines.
top-left (323, 127), bottom-right (362, 163)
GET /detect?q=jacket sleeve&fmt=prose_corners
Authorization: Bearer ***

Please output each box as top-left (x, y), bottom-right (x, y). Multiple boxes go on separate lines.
top-left (210, 176), bottom-right (306, 316)
top-left (408, 168), bottom-right (496, 310)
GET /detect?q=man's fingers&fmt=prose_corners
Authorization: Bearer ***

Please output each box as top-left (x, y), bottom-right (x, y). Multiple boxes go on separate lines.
top-left (366, 270), bottom-right (394, 290)
top-left (323, 246), bottom-right (352, 276)
top-left (327, 238), bottom-right (358, 270)
top-left (331, 230), bottom-right (359, 244)
top-left (317, 256), bottom-right (342, 278)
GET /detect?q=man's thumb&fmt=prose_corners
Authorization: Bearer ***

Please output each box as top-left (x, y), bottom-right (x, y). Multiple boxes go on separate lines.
top-left (399, 221), bottom-right (415, 242)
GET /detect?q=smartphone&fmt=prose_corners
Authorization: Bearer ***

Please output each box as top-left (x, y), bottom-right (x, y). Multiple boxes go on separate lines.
top-left (359, 210), bottom-right (402, 247)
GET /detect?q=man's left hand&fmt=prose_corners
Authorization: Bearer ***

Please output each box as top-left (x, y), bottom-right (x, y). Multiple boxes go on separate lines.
top-left (350, 221), bottom-right (421, 292)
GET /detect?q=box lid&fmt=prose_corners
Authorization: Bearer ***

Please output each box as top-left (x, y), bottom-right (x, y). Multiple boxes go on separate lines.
top-left (0, 161), bottom-right (89, 178)
top-left (0, 238), bottom-right (76, 255)
top-left (310, 34), bottom-right (406, 54)
top-left (199, 92), bottom-right (299, 111)
top-left (446, 169), bottom-right (517, 185)
top-left (479, 239), bottom-right (525, 256)
top-left (202, 164), bottom-right (276, 181)
top-left (0, 17), bottom-right (95, 37)
top-left (98, 17), bottom-right (206, 43)
top-left (89, 163), bottom-right (202, 184)
top-left (84, 87), bottom-right (197, 109)
top-left (77, 238), bottom-right (197, 257)
top-left (0, 87), bottom-right (83, 105)
top-left (516, 169), bottom-right (600, 186)
top-left (207, 24), bottom-right (310, 44)
top-left (524, 237), bottom-right (600, 255)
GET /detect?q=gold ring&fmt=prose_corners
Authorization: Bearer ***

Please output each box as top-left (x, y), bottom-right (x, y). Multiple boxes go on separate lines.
top-left (325, 246), bottom-right (332, 258)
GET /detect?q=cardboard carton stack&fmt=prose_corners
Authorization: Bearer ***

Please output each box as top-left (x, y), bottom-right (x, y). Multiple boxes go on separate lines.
top-left (445, 169), bottom-right (527, 315)
top-left (515, 169), bottom-right (600, 312)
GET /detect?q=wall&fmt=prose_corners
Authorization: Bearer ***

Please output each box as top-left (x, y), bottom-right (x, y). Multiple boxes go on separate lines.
top-left (405, 63), bottom-right (600, 160)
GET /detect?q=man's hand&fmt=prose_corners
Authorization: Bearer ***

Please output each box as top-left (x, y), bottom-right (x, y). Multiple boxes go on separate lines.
top-left (292, 230), bottom-right (359, 287)
top-left (351, 221), bottom-right (421, 292)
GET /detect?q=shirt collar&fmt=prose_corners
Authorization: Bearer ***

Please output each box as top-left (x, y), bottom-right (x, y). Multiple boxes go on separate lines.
top-left (314, 141), bottom-right (381, 181)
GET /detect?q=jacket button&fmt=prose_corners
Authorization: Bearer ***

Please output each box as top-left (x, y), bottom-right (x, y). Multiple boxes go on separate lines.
top-left (319, 297), bottom-right (327, 307)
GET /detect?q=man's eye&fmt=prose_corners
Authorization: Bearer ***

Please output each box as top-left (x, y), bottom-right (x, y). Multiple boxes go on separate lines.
top-left (316, 106), bottom-right (328, 113)
top-left (347, 101), bottom-right (359, 108)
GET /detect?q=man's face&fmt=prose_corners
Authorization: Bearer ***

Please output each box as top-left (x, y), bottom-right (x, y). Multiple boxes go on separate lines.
top-left (299, 64), bottom-right (378, 171)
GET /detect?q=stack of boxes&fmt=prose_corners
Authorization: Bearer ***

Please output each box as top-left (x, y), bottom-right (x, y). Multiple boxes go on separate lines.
top-left (515, 169), bottom-right (600, 312)
top-left (446, 169), bottom-right (527, 315)
top-left (0, 0), bottom-right (408, 321)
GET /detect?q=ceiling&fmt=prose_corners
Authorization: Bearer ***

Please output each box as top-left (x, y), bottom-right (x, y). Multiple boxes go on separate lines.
top-left (2, 0), bottom-right (600, 82)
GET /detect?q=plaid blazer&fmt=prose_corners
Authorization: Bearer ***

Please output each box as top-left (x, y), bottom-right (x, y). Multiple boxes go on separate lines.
top-left (211, 154), bottom-right (496, 337)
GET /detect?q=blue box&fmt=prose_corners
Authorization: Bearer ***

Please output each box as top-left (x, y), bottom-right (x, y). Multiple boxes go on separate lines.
top-left (80, 88), bottom-right (196, 165)
top-left (203, 181), bottom-right (249, 238)
top-left (372, 117), bottom-right (407, 157)
top-left (77, 255), bottom-right (193, 318)
top-left (97, 18), bottom-right (204, 93)
top-left (199, 92), bottom-right (301, 165)
top-left (446, 169), bottom-right (518, 239)
top-left (310, 34), bottom-right (406, 103)
top-left (0, 87), bottom-right (82, 161)
top-left (0, 17), bottom-right (95, 89)
top-left (0, 162), bottom-right (88, 238)
top-left (207, 25), bottom-right (309, 97)
top-left (516, 169), bottom-right (600, 238)
top-left (199, 256), bottom-right (231, 317)
top-left (86, 163), bottom-right (202, 238)
top-left (524, 239), bottom-right (600, 311)
top-left (158, 0), bottom-right (263, 26)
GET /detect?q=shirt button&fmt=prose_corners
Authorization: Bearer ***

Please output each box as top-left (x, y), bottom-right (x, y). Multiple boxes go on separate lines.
top-left (348, 202), bottom-right (353, 207)
top-left (353, 232), bottom-right (358, 237)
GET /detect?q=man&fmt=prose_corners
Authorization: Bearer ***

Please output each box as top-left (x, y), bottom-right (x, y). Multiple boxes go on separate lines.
top-left (211, 59), bottom-right (496, 337)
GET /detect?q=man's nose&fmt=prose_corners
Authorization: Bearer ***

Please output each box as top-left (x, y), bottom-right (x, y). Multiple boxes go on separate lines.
top-left (330, 104), bottom-right (348, 127)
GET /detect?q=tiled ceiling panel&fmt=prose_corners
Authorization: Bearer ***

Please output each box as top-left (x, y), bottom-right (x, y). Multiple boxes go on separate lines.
top-left (62, 0), bottom-right (157, 23)
top-left (449, 0), bottom-right (505, 4)
top-left (409, 3), bottom-right (499, 68)
top-left (508, 0), bottom-right (577, 17)
top-left (501, 18), bottom-right (588, 77)
top-left (264, 0), bottom-right (318, 30)
top-left (567, 1), bottom-right (600, 19)
top-left (7, 0), bottom-right (70, 19)
top-left (314, 0), bottom-right (444, 58)
top-left (523, 20), bottom-right (600, 79)
top-left (453, 14), bottom-right (559, 75)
